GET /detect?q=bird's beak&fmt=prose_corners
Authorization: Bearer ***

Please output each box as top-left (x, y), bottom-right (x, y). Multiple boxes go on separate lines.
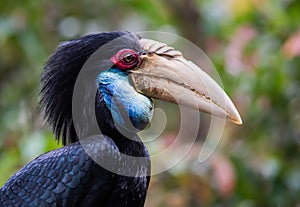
top-left (128, 39), bottom-right (242, 125)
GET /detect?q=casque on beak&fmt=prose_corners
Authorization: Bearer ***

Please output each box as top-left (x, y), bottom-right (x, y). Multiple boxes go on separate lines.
top-left (128, 39), bottom-right (242, 125)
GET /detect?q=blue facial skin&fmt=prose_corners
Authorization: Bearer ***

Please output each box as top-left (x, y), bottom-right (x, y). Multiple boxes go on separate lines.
top-left (97, 68), bottom-right (153, 133)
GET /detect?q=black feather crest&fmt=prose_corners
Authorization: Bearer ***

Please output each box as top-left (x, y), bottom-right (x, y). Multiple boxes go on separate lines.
top-left (40, 31), bottom-right (139, 145)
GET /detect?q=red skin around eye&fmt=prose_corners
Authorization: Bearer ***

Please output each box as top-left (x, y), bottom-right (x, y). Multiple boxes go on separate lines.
top-left (110, 49), bottom-right (139, 70)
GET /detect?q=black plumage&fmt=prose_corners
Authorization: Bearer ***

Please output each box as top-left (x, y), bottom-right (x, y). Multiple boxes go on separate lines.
top-left (0, 31), bottom-right (150, 207)
top-left (0, 138), bottom-right (150, 206)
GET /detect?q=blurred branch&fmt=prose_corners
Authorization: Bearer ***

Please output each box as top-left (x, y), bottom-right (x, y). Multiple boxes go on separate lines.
top-left (161, 0), bottom-right (204, 47)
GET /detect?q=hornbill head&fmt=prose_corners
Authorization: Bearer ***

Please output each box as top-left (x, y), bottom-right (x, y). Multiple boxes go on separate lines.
top-left (40, 31), bottom-right (242, 145)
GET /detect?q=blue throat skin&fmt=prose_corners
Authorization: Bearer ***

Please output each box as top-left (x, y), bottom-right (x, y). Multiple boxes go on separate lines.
top-left (97, 68), bottom-right (153, 135)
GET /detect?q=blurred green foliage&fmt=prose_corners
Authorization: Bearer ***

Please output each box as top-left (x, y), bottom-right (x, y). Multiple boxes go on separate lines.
top-left (1, 0), bottom-right (300, 206)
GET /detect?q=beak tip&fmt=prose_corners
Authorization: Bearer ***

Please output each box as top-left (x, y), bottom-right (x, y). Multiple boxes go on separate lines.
top-left (232, 117), bottom-right (243, 125)
top-left (229, 111), bottom-right (243, 125)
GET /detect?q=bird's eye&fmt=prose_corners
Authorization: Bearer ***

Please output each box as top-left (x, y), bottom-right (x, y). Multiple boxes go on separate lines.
top-left (110, 49), bottom-right (139, 70)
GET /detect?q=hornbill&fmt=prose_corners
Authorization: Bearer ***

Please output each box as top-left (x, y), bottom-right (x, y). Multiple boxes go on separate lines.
top-left (0, 31), bottom-right (242, 206)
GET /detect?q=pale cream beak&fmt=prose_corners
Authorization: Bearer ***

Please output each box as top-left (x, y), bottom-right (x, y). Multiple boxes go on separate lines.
top-left (128, 39), bottom-right (242, 125)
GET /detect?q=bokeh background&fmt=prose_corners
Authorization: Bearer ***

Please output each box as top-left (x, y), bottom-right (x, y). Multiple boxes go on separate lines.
top-left (1, 0), bottom-right (300, 206)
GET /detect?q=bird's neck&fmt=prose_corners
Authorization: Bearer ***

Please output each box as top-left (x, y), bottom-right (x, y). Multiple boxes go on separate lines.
top-left (95, 94), bottom-right (148, 157)
top-left (96, 85), bottom-right (149, 157)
